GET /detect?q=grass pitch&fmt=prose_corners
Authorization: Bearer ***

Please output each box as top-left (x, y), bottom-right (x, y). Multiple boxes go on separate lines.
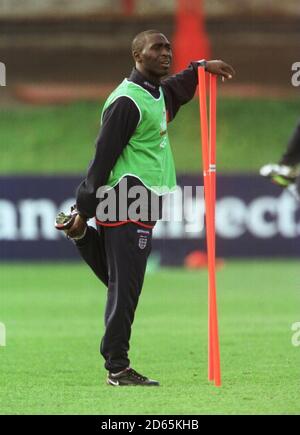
top-left (0, 261), bottom-right (299, 415)
top-left (1, 98), bottom-right (299, 174)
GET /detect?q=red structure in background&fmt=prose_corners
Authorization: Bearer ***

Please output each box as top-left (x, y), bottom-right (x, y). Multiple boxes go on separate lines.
top-left (122, 0), bottom-right (135, 15)
top-left (173, 0), bottom-right (211, 73)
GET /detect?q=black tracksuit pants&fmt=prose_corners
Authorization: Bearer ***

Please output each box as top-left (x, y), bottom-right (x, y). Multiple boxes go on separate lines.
top-left (75, 223), bottom-right (152, 373)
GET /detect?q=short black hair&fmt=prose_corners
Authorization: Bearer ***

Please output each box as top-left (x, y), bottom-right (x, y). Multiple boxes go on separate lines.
top-left (132, 29), bottom-right (162, 55)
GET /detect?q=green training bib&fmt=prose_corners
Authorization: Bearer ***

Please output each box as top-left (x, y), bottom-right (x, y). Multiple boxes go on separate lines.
top-left (102, 79), bottom-right (177, 195)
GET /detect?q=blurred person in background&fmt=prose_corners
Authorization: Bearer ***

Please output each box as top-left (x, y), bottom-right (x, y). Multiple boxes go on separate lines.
top-left (55, 30), bottom-right (235, 387)
top-left (260, 120), bottom-right (300, 200)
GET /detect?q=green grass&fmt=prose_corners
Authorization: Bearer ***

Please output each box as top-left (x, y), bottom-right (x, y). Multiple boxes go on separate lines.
top-left (0, 261), bottom-right (299, 415)
top-left (1, 98), bottom-right (299, 174)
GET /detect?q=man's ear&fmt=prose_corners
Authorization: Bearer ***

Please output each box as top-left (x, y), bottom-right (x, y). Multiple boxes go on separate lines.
top-left (133, 50), bottom-right (142, 63)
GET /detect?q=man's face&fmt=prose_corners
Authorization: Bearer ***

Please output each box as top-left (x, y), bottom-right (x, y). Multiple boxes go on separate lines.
top-left (135, 33), bottom-right (172, 78)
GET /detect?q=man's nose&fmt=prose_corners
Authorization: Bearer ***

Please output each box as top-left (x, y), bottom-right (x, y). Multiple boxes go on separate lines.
top-left (161, 46), bottom-right (171, 56)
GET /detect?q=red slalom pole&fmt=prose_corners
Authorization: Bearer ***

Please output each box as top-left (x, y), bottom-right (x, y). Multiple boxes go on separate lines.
top-left (209, 74), bottom-right (221, 387)
top-left (209, 74), bottom-right (217, 229)
top-left (208, 74), bottom-right (216, 381)
top-left (198, 68), bottom-right (214, 382)
top-left (198, 67), bottom-right (221, 387)
top-left (208, 74), bottom-right (217, 382)
top-left (208, 74), bottom-right (217, 381)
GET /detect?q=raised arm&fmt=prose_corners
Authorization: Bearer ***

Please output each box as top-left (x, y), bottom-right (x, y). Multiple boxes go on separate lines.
top-left (162, 60), bottom-right (235, 122)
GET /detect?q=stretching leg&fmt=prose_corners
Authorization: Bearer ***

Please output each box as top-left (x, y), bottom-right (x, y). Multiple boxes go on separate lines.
top-left (75, 225), bottom-right (109, 286)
